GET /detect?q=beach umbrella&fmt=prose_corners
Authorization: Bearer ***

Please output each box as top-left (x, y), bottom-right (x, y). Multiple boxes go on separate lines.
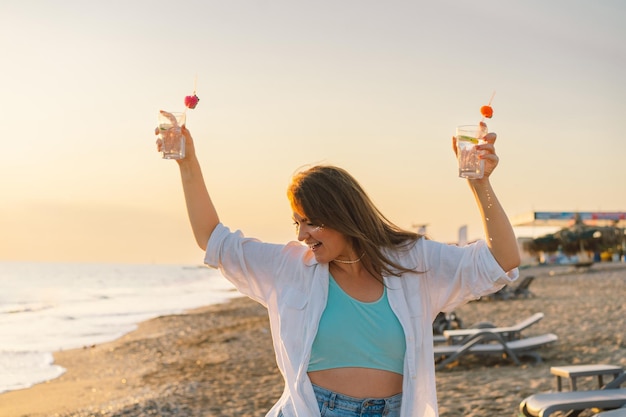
top-left (526, 234), bottom-right (560, 254)
top-left (554, 224), bottom-right (603, 255)
top-left (528, 216), bottom-right (623, 256)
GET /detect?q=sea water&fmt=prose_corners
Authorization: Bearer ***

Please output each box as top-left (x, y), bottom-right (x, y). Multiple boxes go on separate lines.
top-left (0, 261), bottom-right (239, 394)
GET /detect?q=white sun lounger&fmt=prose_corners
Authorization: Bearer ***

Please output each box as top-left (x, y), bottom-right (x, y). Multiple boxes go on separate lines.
top-left (520, 388), bottom-right (626, 417)
top-left (434, 331), bottom-right (558, 369)
top-left (520, 371), bottom-right (626, 417)
top-left (442, 312), bottom-right (544, 343)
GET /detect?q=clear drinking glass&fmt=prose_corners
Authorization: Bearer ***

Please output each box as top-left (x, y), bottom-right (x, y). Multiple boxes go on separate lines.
top-left (158, 111), bottom-right (186, 160)
top-left (455, 124), bottom-right (488, 179)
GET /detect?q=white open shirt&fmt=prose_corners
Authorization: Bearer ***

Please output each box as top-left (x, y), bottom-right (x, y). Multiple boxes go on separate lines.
top-left (205, 223), bottom-right (518, 417)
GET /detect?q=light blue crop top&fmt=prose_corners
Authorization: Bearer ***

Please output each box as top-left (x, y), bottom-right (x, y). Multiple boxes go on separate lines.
top-left (307, 275), bottom-right (406, 375)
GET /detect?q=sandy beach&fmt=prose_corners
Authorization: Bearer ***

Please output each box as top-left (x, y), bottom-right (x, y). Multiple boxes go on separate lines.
top-left (1, 263), bottom-right (624, 417)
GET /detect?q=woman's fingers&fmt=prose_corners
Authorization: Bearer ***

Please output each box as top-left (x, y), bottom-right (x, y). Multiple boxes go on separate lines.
top-left (483, 132), bottom-right (497, 144)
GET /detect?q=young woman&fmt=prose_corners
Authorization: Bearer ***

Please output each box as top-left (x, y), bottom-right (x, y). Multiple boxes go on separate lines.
top-left (156, 125), bottom-right (520, 417)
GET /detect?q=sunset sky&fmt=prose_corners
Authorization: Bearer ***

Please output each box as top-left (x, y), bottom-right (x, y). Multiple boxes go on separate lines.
top-left (1, 0), bottom-right (624, 265)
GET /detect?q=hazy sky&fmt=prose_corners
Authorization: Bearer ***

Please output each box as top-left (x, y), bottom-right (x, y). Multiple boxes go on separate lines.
top-left (1, 0), bottom-right (624, 265)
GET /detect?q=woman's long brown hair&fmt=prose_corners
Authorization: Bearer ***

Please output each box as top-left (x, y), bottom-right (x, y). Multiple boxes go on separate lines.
top-left (287, 165), bottom-right (424, 278)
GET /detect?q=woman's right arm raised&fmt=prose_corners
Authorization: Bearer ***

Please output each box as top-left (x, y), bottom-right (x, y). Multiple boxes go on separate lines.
top-left (157, 125), bottom-right (219, 250)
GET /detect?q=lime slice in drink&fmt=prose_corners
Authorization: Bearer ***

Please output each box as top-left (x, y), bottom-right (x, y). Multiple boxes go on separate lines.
top-left (457, 135), bottom-right (479, 144)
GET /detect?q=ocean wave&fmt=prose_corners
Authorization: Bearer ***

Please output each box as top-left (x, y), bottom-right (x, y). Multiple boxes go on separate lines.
top-left (0, 303), bottom-right (55, 315)
top-left (0, 350), bottom-right (66, 394)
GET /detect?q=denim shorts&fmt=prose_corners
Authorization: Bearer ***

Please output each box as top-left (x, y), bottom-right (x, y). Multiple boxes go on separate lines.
top-left (312, 384), bottom-right (402, 417)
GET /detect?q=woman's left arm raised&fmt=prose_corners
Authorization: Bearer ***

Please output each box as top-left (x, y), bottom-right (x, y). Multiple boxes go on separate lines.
top-left (454, 131), bottom-right (521, 271)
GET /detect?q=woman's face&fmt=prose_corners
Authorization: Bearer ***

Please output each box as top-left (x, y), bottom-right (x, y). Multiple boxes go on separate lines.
top-left (292, 212), bottom-right (353, 264)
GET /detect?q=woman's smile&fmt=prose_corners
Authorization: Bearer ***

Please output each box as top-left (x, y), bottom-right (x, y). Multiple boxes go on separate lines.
top-left (308, 242), bottom-right (322, 252)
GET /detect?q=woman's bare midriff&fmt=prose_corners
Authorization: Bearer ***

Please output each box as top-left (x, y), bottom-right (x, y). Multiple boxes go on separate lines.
top-left (308, 368), bottom-right (403, 398)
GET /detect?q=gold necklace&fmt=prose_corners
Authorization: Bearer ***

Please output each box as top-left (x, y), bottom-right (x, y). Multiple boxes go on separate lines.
top-left (332, 252), bottom-right (365, 264)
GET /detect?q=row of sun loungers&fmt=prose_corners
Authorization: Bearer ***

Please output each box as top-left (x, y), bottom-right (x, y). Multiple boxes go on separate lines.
top-left (430, 296), bottom-right (624, 416)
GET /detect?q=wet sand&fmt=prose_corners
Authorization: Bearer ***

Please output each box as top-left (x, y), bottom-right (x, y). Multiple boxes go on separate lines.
top-left (0, 263), bottom-right (624, 417)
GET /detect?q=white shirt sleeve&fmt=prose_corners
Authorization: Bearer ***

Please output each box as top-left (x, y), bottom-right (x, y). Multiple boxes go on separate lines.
top-left (204, 223), bottom-right (311, 306)
top-left (418, 238), bottom-right (519, 312)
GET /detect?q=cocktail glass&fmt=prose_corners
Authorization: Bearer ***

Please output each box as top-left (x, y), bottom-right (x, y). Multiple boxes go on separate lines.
top-left (158, 111), bottom-right (186, 160)
top-left (455, 124), bottom-right (488, 179)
